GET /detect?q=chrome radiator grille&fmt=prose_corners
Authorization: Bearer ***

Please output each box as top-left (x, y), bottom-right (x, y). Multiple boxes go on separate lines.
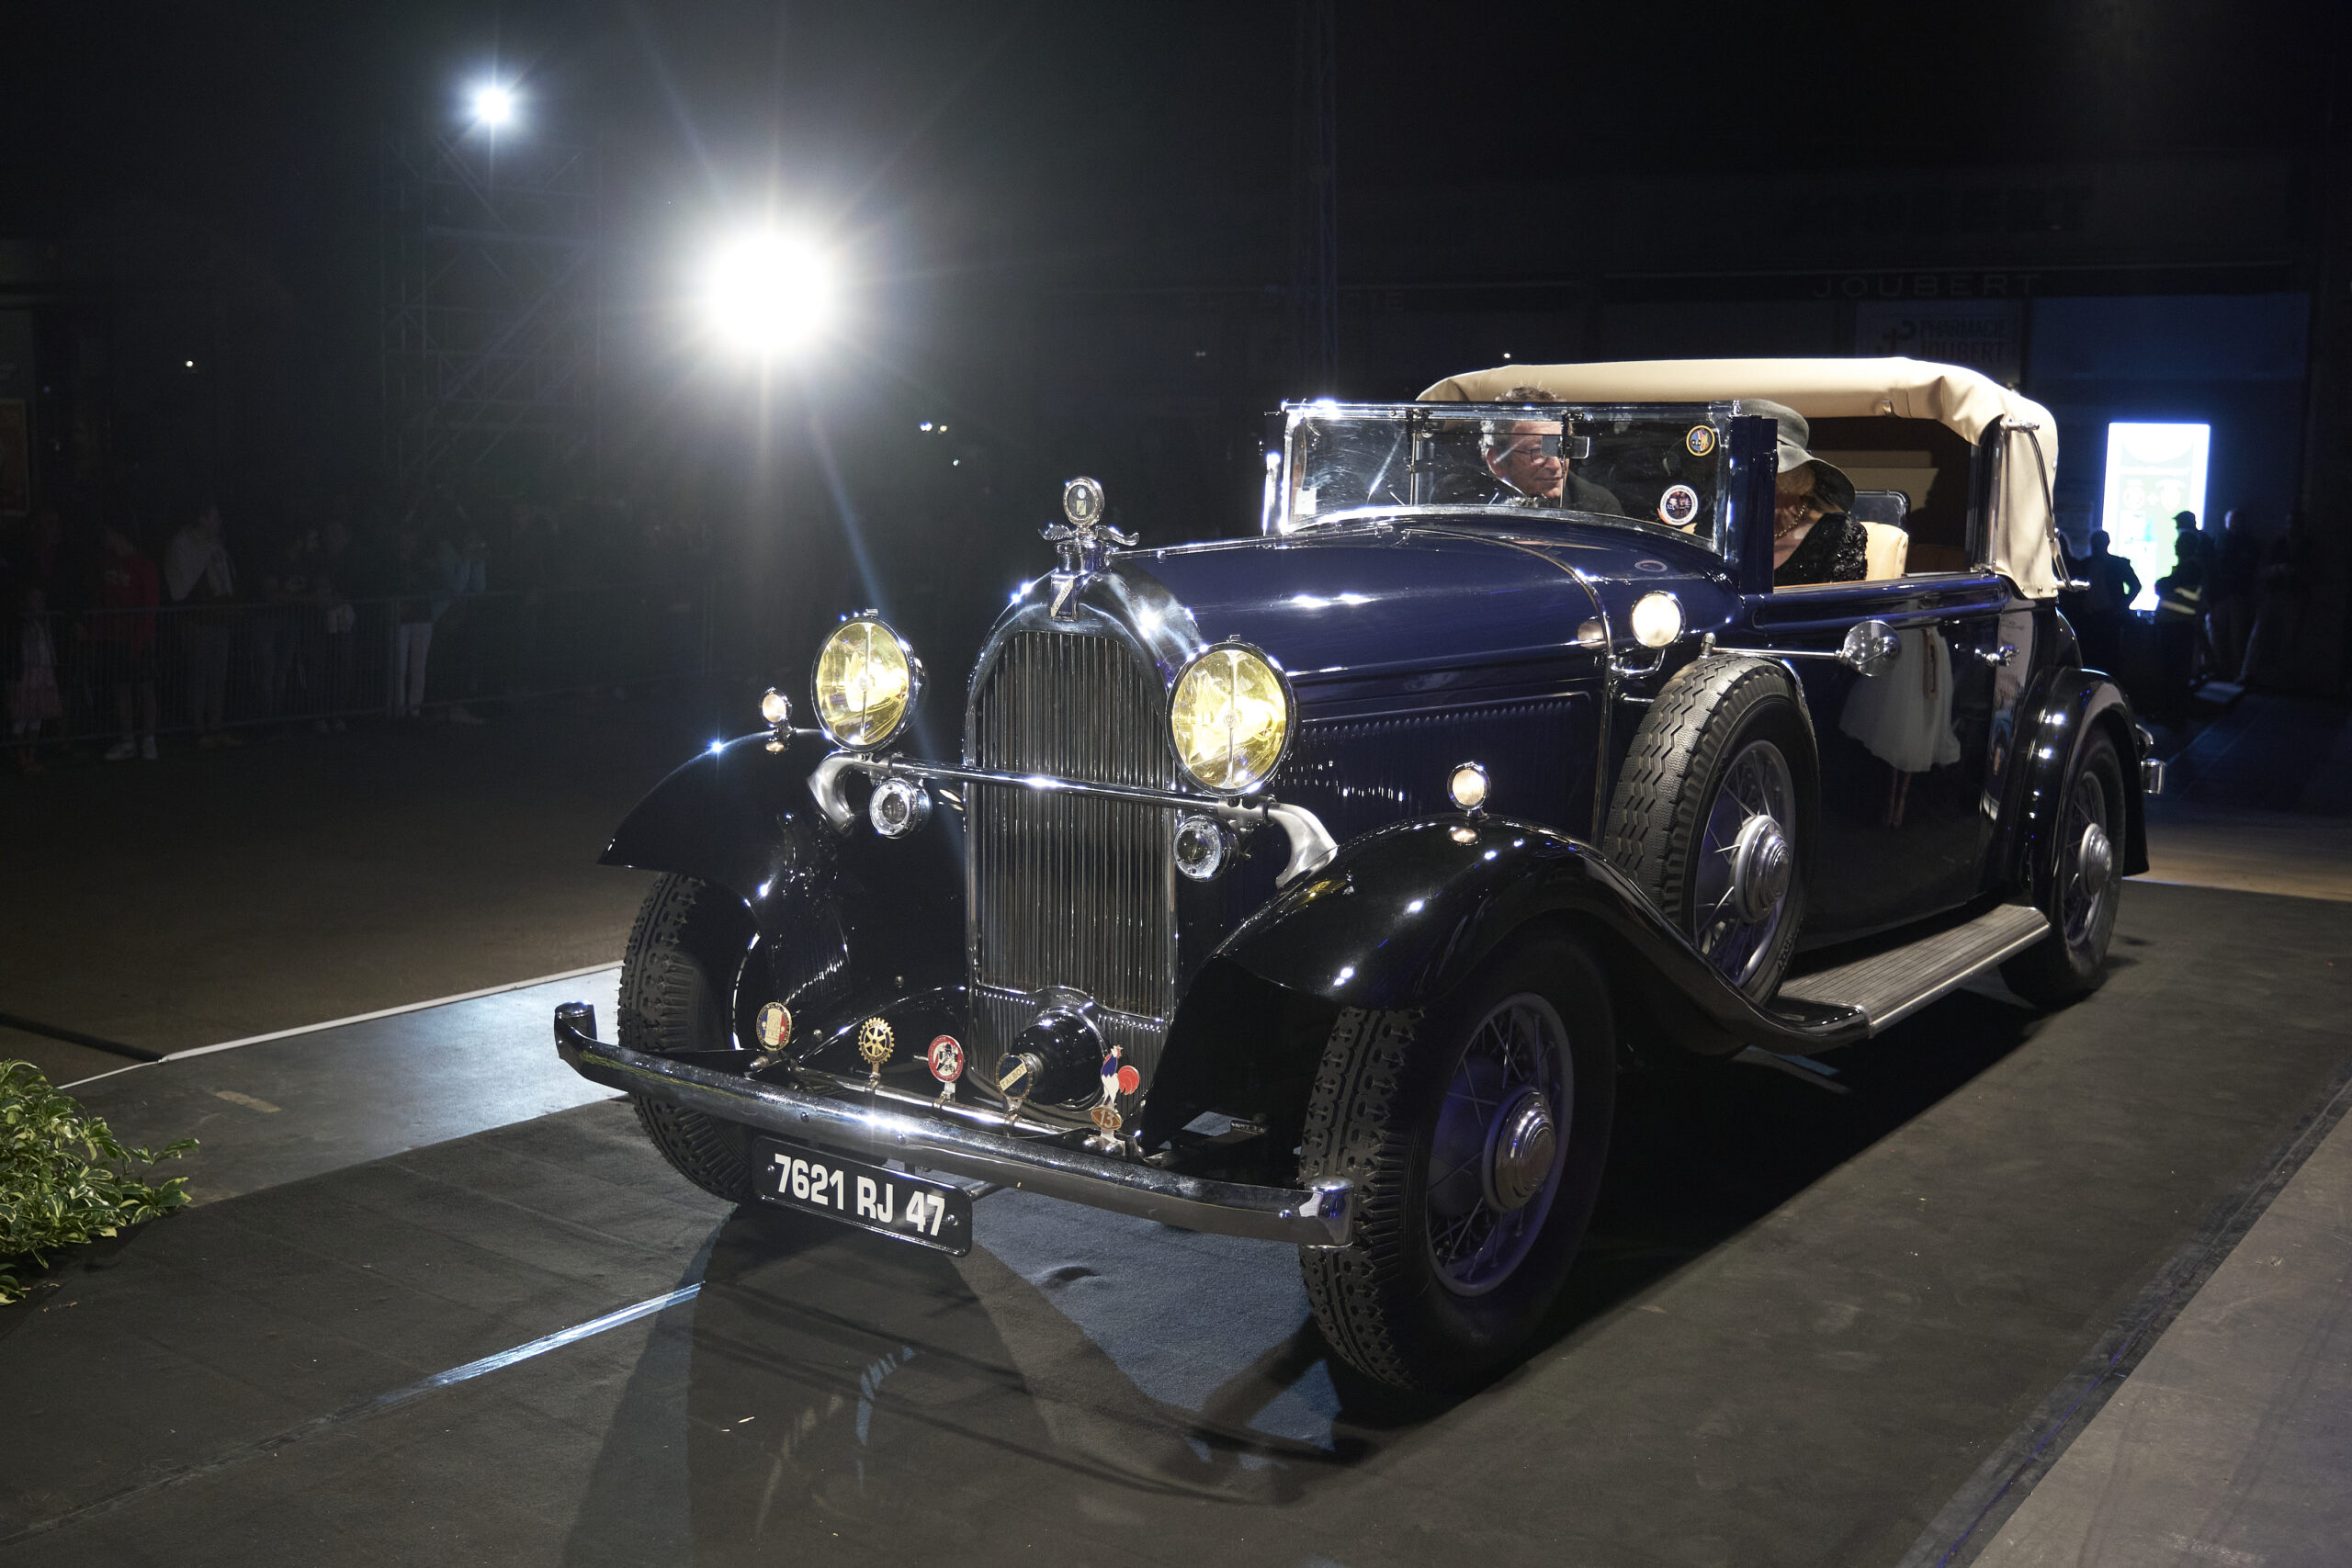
top-left (969, 631), bottom-right (1178, 1057)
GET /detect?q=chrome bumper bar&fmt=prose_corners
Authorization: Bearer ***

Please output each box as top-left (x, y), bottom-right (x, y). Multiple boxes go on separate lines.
top-left (808, 752), bottom-right (1340, 886)
top-left (553, 1002), bottom-right (1354, 1247)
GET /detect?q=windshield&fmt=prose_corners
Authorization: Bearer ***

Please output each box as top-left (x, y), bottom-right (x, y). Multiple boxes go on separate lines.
top-left (1272, 400), bottom-right (1736, 549)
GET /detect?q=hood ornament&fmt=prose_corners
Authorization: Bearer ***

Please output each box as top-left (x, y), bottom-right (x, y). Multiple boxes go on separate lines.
top-left (1042, 476), bottom-right (1134, 620)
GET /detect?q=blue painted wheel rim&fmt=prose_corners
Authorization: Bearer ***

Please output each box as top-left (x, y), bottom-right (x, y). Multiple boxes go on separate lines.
top-left (1424, 995), bottom-right (1572, 1298)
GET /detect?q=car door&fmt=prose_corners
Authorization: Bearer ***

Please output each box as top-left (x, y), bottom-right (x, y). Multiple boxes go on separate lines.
top-left (1746, 572), bottom-right (2017, 945)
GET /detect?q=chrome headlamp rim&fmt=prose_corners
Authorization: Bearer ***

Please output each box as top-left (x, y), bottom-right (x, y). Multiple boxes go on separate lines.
top-left (1166, 637), bottom-right (1299, 797)
top-left (810, 613), bottom-right (925, 751)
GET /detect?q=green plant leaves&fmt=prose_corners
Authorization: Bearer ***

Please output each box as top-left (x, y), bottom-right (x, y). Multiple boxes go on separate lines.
top-left (1, 1059), bottom-right (197, 1303)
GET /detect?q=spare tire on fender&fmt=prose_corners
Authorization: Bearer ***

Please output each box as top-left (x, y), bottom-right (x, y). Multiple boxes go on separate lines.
top-left (1603, 656), bottom-right (1817, 1001)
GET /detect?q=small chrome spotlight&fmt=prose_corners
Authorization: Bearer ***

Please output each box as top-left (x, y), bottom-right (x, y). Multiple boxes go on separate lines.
top-left (760, 687), bottom-right (792, 752)
top-left (1173, 814), bottom-right (1230, 881)
top-left (1449, 761), bottom-right (1490, 814)
top-left (869, 777), bottom-right (932, 838)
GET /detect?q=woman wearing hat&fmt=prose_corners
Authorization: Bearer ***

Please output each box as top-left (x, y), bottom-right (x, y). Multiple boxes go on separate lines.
top-left (1751, 400), bottom-right (1866, 587)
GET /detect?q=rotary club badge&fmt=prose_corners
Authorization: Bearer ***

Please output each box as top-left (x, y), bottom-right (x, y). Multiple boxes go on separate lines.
top-left (753, 1002), bottom-right (792, 1052)
top-left (857, 1016), bottom-right (894, 1085)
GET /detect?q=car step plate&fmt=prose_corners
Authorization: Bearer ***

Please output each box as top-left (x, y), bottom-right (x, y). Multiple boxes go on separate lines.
top-left (1774, 903), bottom-right (2051, 1034)
top-left (752, 1138), bottom-right (974, 1257)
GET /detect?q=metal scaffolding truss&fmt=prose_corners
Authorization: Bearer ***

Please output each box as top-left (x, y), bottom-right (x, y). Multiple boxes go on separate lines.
top-left (379, 129), bottom-right (600, 494)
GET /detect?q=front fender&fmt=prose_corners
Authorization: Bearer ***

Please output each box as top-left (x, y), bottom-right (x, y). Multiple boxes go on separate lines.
top-left (599, 731), bottom-right (966, 1055)
top-left (600, 730), bottom-right (839, 905)
top-left (1139, 814), bottom-right (1870, 1145)
top-left (2005, 670), bottom-right (2148, 905)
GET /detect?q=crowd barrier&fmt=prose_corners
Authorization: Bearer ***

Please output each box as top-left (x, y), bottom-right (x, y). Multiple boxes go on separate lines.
top-left (10, 581), bottom-right (719, 743)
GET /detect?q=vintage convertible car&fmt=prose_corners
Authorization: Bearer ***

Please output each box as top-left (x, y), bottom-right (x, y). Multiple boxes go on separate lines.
top-left (552, 356), bottom-right (2160, 1392)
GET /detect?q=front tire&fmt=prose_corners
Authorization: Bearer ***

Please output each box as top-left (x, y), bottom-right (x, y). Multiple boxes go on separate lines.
top-left (2002, 731), bottom-right (2125, 1007)
top-left (620, 874), bottom-right (759, 1202)
top-left (1297, 932), bottom-right (1616, 1393)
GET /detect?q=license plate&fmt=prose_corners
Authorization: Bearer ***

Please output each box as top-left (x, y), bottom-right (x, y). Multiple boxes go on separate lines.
top-left (752, 1139), bottom-right (973, 1257)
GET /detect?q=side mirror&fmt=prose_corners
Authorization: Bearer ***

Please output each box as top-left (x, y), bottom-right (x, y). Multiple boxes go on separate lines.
top-left (1839, 619), bottom-right (1900, 677)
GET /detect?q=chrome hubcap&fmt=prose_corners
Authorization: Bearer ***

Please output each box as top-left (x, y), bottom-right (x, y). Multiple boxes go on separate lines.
top-left (1427, 996), bottom-right (1572, 1297)
top-left (1729, 815), bottom-right (1794, 923)
top-left (2061, 764), bottom-right (2117, 952)
top-left (1691, 739), bottom-right (1798, 995)
top-left (1483, 1087), bottom-right (1557, 1213)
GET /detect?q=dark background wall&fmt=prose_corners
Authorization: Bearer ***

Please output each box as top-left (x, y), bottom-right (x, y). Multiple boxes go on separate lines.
top-left (2, 0), bottom-right (2346, 686)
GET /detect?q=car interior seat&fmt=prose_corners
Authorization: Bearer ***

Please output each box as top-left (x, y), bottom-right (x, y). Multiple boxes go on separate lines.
top-left (1850, 490), bottom-right (1913, 581)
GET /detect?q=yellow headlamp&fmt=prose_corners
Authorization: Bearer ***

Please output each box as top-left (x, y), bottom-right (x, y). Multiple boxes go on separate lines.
top-left (1169, 642), bottom-right (1294, 795)
top-left (811, 615), bottom-right (921, 749)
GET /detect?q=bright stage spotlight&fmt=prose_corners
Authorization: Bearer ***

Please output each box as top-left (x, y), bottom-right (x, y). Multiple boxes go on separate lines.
top-left (704, 231), bottom-right (837, 357)
top-left (470, 83), bottom-right (517, 128)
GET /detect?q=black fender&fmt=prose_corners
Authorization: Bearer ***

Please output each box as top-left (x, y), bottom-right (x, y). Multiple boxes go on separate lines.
top-left (1138, 812), bottom-right (1868, 1148)
top-left (2003, 667), bottom-right (2148, 908)
top-left (599, 730), bottom-right (966, 1055)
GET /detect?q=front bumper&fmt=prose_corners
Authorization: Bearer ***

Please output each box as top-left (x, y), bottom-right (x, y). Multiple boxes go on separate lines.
top-left (553, 1002), bottom-right (1354, 1247)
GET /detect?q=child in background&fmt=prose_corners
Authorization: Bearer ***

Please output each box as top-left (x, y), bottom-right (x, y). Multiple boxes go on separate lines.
top-left (10, 585), bottom-right (62, 773)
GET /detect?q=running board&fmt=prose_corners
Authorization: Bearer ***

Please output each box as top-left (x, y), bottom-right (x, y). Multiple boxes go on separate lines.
top-left (1772, 904), bottom-right (2050, 1035)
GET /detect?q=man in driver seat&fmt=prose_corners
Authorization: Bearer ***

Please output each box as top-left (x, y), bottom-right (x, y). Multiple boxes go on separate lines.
top-left (1479, 386), bottom-right (1625, 516)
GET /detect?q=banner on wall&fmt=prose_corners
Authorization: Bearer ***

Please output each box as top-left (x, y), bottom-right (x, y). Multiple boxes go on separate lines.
top-left (1852, 299), bottom-right (2024, 385)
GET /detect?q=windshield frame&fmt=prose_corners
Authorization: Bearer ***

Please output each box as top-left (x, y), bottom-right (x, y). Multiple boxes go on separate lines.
top-left (1266, 399), bottom-right (1743, 554)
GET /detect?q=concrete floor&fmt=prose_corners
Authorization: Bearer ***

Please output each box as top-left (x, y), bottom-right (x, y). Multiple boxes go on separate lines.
top-left (0, 697), bottom-right (695, 1077)
top-left (6, 692), bottom-right (2351, 1566)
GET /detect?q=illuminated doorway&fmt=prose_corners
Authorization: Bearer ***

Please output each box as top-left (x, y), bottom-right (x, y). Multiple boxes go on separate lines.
top-left (2099, 423), bottom-right (2211, 610)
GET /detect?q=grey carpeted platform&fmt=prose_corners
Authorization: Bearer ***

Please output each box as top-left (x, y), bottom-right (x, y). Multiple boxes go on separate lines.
top-left (3, 879), bottom-right (2346, 1567)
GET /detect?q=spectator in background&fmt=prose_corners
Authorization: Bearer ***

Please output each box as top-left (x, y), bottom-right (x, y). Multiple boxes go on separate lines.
top-left (8, 584), bottom-right (61, 773)
top-left (164, 501), bottom-right (241, 749)
top-left (256, 526), bottom-right (325, 727)
top-left (316, 515), bottom-right (358, 729)
top-left (435, 524), bottom-right (488, 725)
top-left (2071, 530), bottom-right (2140, 673)
top-left (2242, 509), bottom-right (2314, 691)
top-left (2150, 528), bottom-right (2209, 721)
top-left (31, 507), bottom-right (103, 746)
top-left (389, 527), bottom-right (440, 719)
top-left (2206, 508), bottom-right (2260, 682)
top-left (95, 522), bottom-right (161, 761)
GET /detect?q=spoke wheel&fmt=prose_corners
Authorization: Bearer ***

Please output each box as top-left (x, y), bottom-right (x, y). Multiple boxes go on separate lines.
top-left (2059, 768), bottom-right (2117, 951)
top-left (1606, 656), bottom-right (1815, 1001)
top-left (2002, 730), bottom-right (2126, 1007)
top-left (1424, 996), bottom-right (1572, 1297)
top-left (1298, 932), bottom-right (1616, 1393)
top-left (1688, 739), bottom-right (1798, 993)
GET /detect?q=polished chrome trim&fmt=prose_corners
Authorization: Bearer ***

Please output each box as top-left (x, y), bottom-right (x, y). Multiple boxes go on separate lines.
top-left (553, 1002), bottom-right (1353, 1246)
top-left (810, 753), bottom-right (1338, 887)
top-left (2141, 756), bottom-right (2166, 796)
top-left (1564, 565), bottom-right (1617, 843)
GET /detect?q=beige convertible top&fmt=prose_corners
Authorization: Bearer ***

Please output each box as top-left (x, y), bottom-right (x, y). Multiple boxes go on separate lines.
top-left (1419, 357), bottom-right (2064, 597)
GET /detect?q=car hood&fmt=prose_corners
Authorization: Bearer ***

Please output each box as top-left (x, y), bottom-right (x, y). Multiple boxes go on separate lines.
top-left (1106, 521), bottom-right (1724, 709)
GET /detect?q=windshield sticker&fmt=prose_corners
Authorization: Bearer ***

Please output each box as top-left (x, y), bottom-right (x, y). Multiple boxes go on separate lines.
top-left (1686, 425), bottom-right (1716, 457)
top-left (1657, 485), bottom-right (1701, 528)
